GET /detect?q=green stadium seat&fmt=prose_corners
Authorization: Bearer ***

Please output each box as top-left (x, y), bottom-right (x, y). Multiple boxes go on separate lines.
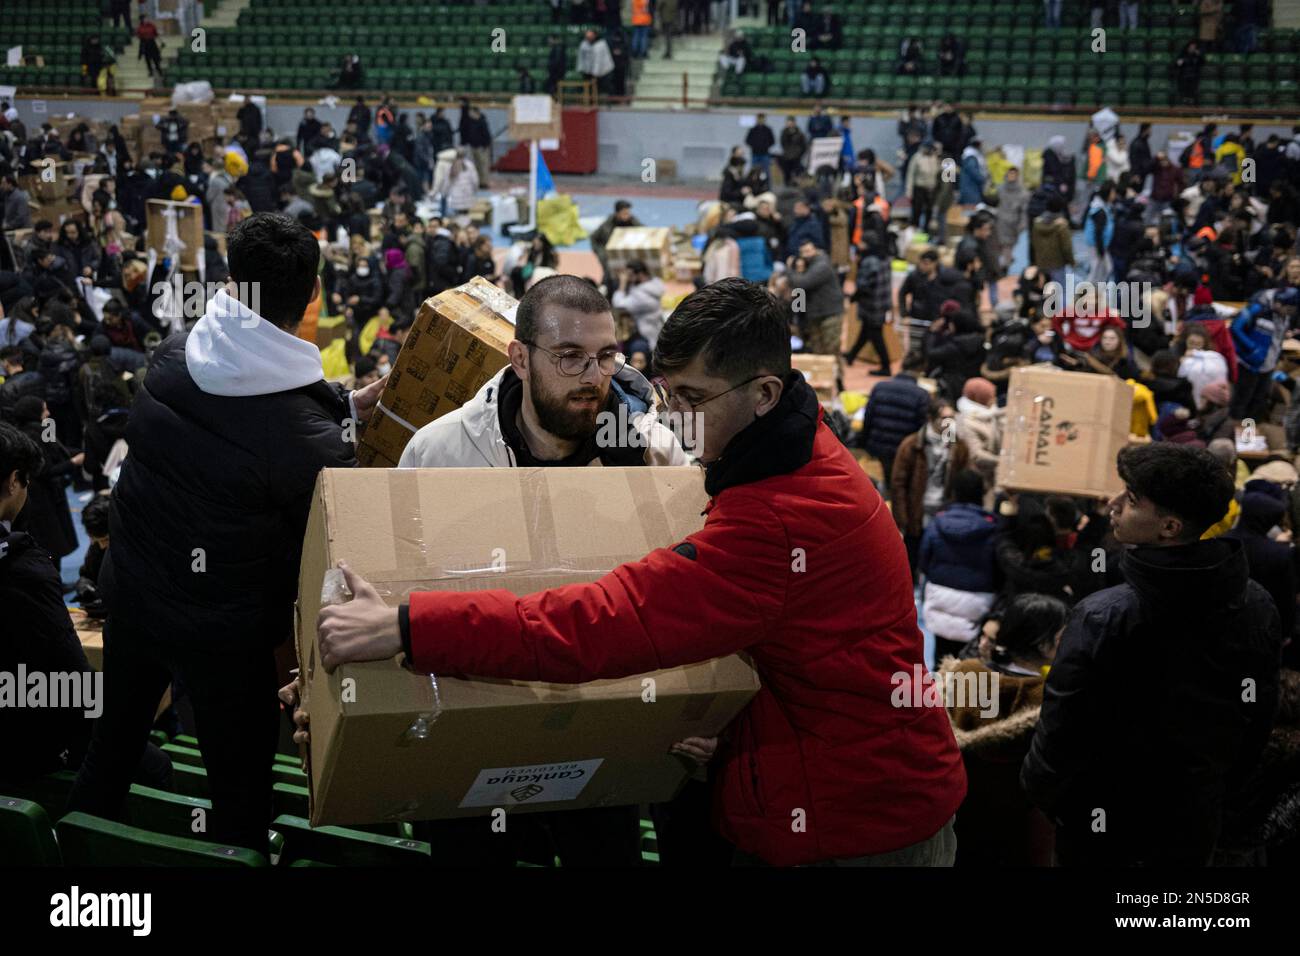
top-left (122, 784), bottom-right (285, 859)
top-left (57, 811), bottom-right (269, 867)
top-left (0, 770), bottom-right (77, 818)
top-left (272, 815), bottom-right (431, 866)
top-left (0, 797), bottom-right (61, 865)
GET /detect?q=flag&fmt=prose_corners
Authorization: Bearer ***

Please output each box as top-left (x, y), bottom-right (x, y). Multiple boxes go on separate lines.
top-left (536, 148), bottom-right (556, 198)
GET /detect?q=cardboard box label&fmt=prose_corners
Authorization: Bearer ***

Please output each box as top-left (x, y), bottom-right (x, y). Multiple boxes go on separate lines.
top-left (459, 758), bottom-right (604, 807)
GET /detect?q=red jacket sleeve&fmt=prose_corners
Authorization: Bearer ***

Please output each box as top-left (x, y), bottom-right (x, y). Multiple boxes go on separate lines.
top-left (406, 496), bottom-right (790, 683)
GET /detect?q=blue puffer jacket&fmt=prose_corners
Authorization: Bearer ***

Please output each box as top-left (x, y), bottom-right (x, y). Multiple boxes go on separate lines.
top-left (859, 374), bottom-right (930, 461)
top-left (736, 235), bottom-right (773, 282)
top-left (918, 503), bottom-right (1000, 592)
top-left (1231, 289), bottom-right (1291, 373)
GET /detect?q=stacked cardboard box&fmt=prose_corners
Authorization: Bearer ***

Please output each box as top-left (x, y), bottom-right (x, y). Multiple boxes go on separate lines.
top-left (997, 367), bottom-right (1134, 499)
top-left (792, 353), bottom-right (839, 403)
top-left (357, 277), bottom-right (518, 467)
top-left (295, 465), bottom-right (761, 826)
top-left (606, 226), bottom-right (673, 280)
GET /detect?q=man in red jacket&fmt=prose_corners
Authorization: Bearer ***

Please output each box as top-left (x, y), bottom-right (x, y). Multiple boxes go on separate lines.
top-left (312, 278), bottom-right (967, 866)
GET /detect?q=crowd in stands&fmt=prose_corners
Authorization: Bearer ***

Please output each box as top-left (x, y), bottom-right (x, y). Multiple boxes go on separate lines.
top-left (3, 8), bottom-right (1300, 864)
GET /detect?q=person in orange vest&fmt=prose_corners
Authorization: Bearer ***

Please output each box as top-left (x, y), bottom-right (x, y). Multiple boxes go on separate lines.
top-left (1085, 129), bottom-right (1106, 187)
top-left (631, 0), bottom-right (653, 58)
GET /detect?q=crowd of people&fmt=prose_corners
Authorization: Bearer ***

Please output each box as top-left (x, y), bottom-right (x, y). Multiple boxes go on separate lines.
top-left (2, 38), bottom-right (1300, 868)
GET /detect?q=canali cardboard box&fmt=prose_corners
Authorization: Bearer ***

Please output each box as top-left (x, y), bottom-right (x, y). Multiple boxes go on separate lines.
top-left (792, 353), bottom-right (839, 402)
top-left (296, 466), bottom-right (760, 826)
top-left (997, 366), bottom-right (1133, 499)
top-left (606, 226), bottom-right (673, 279)
top-left (357, 277), bottom-right (517, 466)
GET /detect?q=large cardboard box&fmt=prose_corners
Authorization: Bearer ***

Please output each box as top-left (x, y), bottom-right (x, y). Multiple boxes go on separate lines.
top-left (296, 466), bottom-right (760, 826)
top-left (145, 198), bottom-right (205, 271)
top-left (997, 366), bottom-right (1134, 499)
top-left (606, 226), bottom-right (673, 279)
top-left (356, 276), bottom-right (517, 466)
top-left (792, 353), bottom-right (839, 403)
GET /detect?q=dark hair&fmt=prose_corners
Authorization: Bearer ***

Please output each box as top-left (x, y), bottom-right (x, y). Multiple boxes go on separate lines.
top-left (927, 393), bottom-right (952, 424)
top-left (514, 273), bottom-right (612, 344)
top-left (81, 495), bottom-right (111, 538)
top-left (625, 258), bottom-right (648, 276)
top-left (950, 468), bottom-right (985, 506)
top-left (991, 593), bottom-right (1069, 666)
top-left (1149, 348), bottom-right (1180, 379)
top-left (101, 298), bottom-right (124, 316)
top-left (919, 249), bottom-right (940, 263)
top-left (226, 213), bottom-right (321, 329)
top-left (0, 345), bottom-right (23, 366)
top-left (654, 278), bottom-right (791, 380)
top-left (1045, 495), bottom-right (1078, 532)
top-left (1013, 513), bottom-right (1057, 556)
top-left (1116, 443), bottom-right (1235, 540)
top-left (614, 200), bottom-right (631, 212)
top-left (0, 421), bottom-right (44, 489)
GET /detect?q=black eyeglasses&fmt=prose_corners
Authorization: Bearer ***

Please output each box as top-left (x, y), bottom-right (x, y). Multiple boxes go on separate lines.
top-left (657, 374), bottom-right (770, 412)
top-left (522, 341), bottom-right (626, 377)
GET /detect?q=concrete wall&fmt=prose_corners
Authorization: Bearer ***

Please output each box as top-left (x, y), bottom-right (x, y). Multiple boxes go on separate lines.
top-left (8, 94), bottom-right (1294, 182)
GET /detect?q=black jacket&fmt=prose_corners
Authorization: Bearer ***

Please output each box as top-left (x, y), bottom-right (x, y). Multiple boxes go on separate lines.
top-left (425, 232), bottom-right (462, 294)
top-left (458, 107), bottom-right (492, 149)
top-left (859, 373), bottom-right (929, 461)
top-left (1225, 517), bottom-right (1296, 642)
top-left (0, 525), bottom-right (94, 782)
top-left (105, 335), bottom-right (354, 651)
top-left (1021, 538), bottom-right (1284, 865)
top-left (13, 420), bottom-right (79, 561)
top-left (927, 330), bottom-right (985, 402)
top-left (0, 368), bottom-right (46, 422)
top-left (745, 123), bottom-right (775, 158)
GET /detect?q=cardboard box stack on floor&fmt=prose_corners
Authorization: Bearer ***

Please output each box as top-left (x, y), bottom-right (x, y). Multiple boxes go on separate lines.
top-left (606, 226), bottom-right (673, 280)
top-left (295, 465), bottom-right (760, 826)
top-left (356, 276), bottom-right (518, 467)
top-left (997, 366), bottom-right (1134, 500)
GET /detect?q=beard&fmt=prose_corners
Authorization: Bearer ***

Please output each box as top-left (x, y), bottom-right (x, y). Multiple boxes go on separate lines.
top-left (529, 374), bottom-right (608, 442)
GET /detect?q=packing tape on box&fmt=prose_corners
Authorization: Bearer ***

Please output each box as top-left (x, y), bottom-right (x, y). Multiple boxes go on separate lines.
top-left (320, 564), bottom-right (444, 741)
top-left (373, 397), bottom-right (419, 438)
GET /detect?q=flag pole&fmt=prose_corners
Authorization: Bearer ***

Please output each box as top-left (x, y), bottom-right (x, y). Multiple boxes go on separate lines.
top-left (527, 138), bottom-right (538, 233)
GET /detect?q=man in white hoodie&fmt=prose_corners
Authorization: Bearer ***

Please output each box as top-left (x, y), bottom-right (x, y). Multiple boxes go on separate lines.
top-left (396, 274), bottom-right (687, 865)
top-left (400, 273), bottom-right (685, 470)
top-left (67, 213), bottom-right (387, 854)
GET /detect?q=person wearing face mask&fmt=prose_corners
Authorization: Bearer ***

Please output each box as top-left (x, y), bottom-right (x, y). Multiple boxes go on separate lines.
top-left (331, 256), bottom-right (382, 330)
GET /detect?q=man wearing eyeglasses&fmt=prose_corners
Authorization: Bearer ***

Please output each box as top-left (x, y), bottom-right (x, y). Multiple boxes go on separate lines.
top-left (306, 277), bottom-right (966, 866)
top-left (398, 274), bottom-right (686, 469)
top-left (391, 274), bottom-right (686, 867)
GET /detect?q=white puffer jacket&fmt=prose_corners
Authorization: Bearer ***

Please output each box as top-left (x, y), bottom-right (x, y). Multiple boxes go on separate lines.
top-left (922, 581), bottom-right (996, 643)
top-left (1179, 349), bottom-right (1228, 409)
top-left (398, 364), bottom-right (689, 468)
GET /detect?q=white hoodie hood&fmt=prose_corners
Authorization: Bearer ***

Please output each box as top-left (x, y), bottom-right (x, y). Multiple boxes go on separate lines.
top-left (185, 288), bottom-right (324, 397)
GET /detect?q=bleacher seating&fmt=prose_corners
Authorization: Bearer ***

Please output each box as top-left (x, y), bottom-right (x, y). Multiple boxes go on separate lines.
top-left (170, 0), bottom-right (593, 95)
top-left (715, 2), bottom-right (1300, 110)
top-left (0, 727), bottom-right (667, 866)
top-left (0, 0), bottom-right (121, 90)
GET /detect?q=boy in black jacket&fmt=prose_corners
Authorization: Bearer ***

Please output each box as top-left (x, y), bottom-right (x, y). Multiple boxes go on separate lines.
top-left (1021, 443), bottom-right (1284, 865)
